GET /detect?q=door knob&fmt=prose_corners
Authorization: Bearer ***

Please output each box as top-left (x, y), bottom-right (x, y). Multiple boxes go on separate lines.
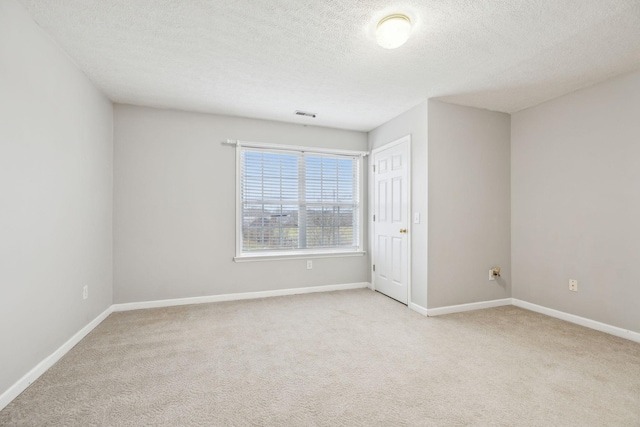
top-left (399, 228), bottom-right (407, 233)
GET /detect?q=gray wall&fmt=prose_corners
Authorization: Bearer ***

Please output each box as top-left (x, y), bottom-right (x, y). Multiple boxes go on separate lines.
top-left (368, 102), bottom-right (429, 307)
top-left (0, 0), bottom-right (113, 397)
top-left (114, 104), bottom-right (369, 303)
top-left (512, 71), bottom-right (640, 333)
top-left (427, 101), bottom-right (511, 308)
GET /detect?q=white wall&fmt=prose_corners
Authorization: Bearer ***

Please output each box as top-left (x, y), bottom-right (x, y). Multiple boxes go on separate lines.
top-left (0, 0), bottom-right (113, 397)
top-left (512, 71), bottom-right (640, 333)
top-left (368, 102), bottom-right (429, 307)
top-left (427, 101), bottom-right (511, 308)
top-left (114, 104), bottom-right (369, 303)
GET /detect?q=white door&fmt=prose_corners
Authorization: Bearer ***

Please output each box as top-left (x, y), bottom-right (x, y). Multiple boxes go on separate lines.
top-left (373, 136), bottom-right (410, 304)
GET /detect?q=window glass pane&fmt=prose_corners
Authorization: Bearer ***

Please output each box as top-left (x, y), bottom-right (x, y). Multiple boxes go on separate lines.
top-left (305, 156), bottom-right (355, 203)
top-left (242, 204), bottom-right (299, 251)
top-left (242, 151), bottom-right (298, 202)
top-left (305, 206), bottom-right (356, 249)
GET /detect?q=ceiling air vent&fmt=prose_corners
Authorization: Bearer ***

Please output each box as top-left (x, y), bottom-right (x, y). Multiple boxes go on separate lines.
top-left (295, 110), bottom-right (317, 118)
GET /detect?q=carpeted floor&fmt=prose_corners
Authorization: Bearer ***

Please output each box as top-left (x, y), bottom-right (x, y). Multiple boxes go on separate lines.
top-left (1, 288), bottom-right (639, 426)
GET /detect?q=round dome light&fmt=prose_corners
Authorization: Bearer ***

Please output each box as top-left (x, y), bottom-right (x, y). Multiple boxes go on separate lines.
top-left (376, 14), bottom-right (412, 49)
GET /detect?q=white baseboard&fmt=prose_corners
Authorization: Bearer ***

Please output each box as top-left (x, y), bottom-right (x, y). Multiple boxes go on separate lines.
top-left (412, 298), bottom-right (639, 343)
top-left (0, 283), bottom-right (369, 410)
top-left (426, 298), bottom-right (513, 317)
top-left (0, 306), bottom-right (113, 412)
top-left (409, 302), bottom-right (429, 316)
top-left (512, 299), bottom-right (640, 344)
top-left (112, 282), bottom-right (371, 312)
top-left (3, 288), bottom-right (636, 413)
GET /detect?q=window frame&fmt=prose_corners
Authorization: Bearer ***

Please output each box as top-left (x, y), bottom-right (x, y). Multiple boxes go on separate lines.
top-left (233, 140), bottom-right (367, 262)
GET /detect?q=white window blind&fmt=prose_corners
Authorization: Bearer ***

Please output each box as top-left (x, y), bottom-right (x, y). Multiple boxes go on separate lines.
top-left (239, 146), bottom-right (361, 255)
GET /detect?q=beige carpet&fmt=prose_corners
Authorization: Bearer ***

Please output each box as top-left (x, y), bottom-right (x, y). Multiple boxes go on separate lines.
top-left (1, 289), bottom-right (639, 426)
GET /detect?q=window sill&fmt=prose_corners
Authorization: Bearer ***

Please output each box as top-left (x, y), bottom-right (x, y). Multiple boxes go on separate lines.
top-left (233, 251), bottom-right (366, 263)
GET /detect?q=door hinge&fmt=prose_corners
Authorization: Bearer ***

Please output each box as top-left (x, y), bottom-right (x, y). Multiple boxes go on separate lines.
top-left (373, 264), bottom-right (376, 272)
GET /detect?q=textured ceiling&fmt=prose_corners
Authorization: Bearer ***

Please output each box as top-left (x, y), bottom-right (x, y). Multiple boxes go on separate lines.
top-left (17, 0), bottom-right (640, 131)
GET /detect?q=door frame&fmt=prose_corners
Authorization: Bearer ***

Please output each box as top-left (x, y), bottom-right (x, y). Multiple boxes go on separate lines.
top-left (370, 134), bottom-right (412, 306)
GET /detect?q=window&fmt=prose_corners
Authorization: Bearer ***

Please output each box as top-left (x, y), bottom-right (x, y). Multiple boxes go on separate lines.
top-left (236, 144), bottom-right (364, 259)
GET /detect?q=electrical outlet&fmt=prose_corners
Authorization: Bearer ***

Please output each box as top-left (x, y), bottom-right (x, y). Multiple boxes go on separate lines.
top-left (82, 285), bottom-right (88, 300)
top-left (489, 269), bottom-right (495, 281)
top-left (569, 279), bottom-right (578, 292)
top-left (306, 260), bottom-right (313, 270)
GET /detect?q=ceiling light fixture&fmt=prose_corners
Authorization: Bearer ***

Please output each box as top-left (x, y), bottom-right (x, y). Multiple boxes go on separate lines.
top-left (376, 14), bottom-right (412, 49)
